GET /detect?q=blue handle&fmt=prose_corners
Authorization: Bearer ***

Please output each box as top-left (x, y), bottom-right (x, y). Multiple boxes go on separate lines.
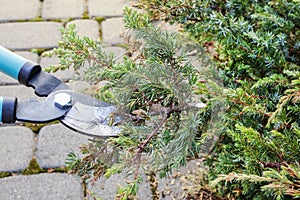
top-left (0, 46), bottom-right (41, 86)
top-left (0, 46), bottom-right (27, 80)
top-left (0, 97), bottom-right (17, 123)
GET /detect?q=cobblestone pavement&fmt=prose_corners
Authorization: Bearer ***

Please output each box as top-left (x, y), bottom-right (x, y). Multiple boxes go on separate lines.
top-left (0, 1), bottom-right (196, 199)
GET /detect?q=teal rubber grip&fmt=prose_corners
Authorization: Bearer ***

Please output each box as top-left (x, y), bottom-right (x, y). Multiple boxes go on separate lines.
top-left (0, 46), bottom-right (28, 80)
top-left (0, 97), bottom-right (17, 123)
top-left (0, 97), bottom-right (3, 122)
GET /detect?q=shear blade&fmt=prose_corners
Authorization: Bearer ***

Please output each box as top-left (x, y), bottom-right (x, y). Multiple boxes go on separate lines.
top-left (61, 102), bottom-right (121, 137)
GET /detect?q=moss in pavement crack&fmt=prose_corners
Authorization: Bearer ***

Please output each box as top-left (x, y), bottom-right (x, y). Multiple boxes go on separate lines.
top-left (0, 172), bottom-right (11, 178)
top-left (22, 158), bottom-right (45, 175)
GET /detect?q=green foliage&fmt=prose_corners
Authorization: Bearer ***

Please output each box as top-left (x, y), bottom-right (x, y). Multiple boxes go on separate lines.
top-left (43, 24), bottom-right (115, 81)
top-left (211, 164), bottom-right (300, 199)
top-left (138, 0), bottom-right (300, 199)
top-left (53, 7), bottom-right (223, 199)
top-left (51, 0), bottom-right (300, 198)
top-left (0, 172), bottom-right (11, 178)
top-left (116, 176), bottom-right (142, 200)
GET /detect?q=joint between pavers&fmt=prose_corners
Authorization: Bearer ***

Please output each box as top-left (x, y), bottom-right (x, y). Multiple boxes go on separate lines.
top-left (96, 15), bottom-right (124, 19)
top-left (0, 83), bottom-right (20, 86)
top-left (37, 0), bottom-right (43, 20)
top-left (82, 0), bottom-right (90, 19)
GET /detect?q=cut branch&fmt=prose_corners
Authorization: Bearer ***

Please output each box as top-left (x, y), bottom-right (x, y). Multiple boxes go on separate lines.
top-left (133, 111), bottom-right (169, 179)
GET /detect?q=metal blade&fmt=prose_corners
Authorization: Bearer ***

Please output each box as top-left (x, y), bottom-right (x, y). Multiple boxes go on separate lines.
top-left (60, 102), bottom-right (121, 137)
top-left (16, 95), bottom-right (69, 123)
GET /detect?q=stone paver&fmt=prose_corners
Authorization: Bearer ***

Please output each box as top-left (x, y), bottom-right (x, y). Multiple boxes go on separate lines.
top-left (157, 160), bottom-right (199, 199)
top-left (0, 72), bottom-right (18, 85)
top-left (88, 0), bottom-right (130, 17)
top-left (88, 173), bottom-right (152, 200)
top-left (16, 51), bottom-right (40, 63)
top-left (0, 0), bottom-right (41, 22)
top-left (0, 85), bottom-right (41, 100)
top-left (66, 19), bottom-right (100, 41)
top-left (0, 126), bottom-right (34, 172)
top-left (36, 124), bottom-right (90, 168)
top-left (103, 46), bottom-right (126, 61)
top-left (42, 0), bottom-right (85, 20)
top-left (0, 22), bottom-right (62, 50)
top-left (67, 80), bottom-right (92, 93)
top-left (101, 17), bottom-right (124, 45)
top-left (0, 173), bottom-right (84, 200)
top-left (39, 55), bottom-right (75, 81)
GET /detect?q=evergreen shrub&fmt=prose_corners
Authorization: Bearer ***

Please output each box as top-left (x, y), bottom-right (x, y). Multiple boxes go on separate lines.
top-left (47, 0), bottom-right (300, 199)
top-left (139, 0), bottom-right (300, 199)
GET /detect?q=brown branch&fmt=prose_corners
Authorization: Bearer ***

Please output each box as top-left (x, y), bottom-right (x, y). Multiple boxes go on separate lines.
top-left (139, 111), bottom-right (168, 151)
top-left (259, 161), bottom-right (288, 171)
top-left (133, 111), bottom-right (169, 179)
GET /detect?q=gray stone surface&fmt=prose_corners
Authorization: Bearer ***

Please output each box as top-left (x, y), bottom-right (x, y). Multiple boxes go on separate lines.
top-left (0, 73), bottom-right (17, 85)
top-left (39, 55), bottom-right (75, 81)
top-left (36, 124), bottom-right (90, 168)
top-left (157, 160), bottom-right (199, 200)
top-left (67, 80), bottom-right (92, 92)
top-left (16, 51), bottom-right (40, 63)
top-left (0, 126), bottom-right (34, 172)
top-left (0, 0), bottom-right (41, 22)
top-left (87, 173), bottom-right (152, 200)
top-left (153, 20), bottom-right (181, 32)
top-left (101, 17), bottom-right (124, 45)
top-left (0, 85), bottom-right (41, 100)
top-left (0, 51), bottom-right (39, 85)
top-left (66, 19), bottom-right (100, 41)
top-left (103, 46), bottom-right (126, 61)
top-left (42, 0), bottom-right (85, 19)
top-left (0, 173), bottom-right (84, 200)
top-left (88, 0), bottom-right (131, 17)
top-left (0, 22), bottom-right (62, 50)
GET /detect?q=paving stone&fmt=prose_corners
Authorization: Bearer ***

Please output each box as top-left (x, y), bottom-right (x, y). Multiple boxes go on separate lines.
top-left (153, 20), bottom-right (181, 32)
top-left (0, 85), bottom-right (41, 100)
top-left (39, 55), bottom-right (75, 81)
top-left (0, 51), bottom-right (39, 85)
top-left (16, 51), bottom-right (40, 63)
top-left (157, 160), bottom-right (199, 199)
top-left (0, 22), bottom-right (62, 50)
top-left (42, 0), bottom-right (85, 19)
top-left (0, 0), bottom-right (41, 22)
top-left (87, 173), bottom-right (152, 200)
top-left (0, 72), bottom-right (19, 85)
top-left (67, 80), bottom-right (92, 93)
top-left (102, 18), bottom-right (124, 45)
top-left (66, 19), bottom-right (100, 41)
top-left (0, 126), bottom-right (34, 172)
top-left (103, 46), bottom-right (126, 61)
top-left (36, 124), bottom-right (90, 168)
top-left (88, 0), bottom-right (131, 17)
top-left (0, 173), bottom-right (84, 200)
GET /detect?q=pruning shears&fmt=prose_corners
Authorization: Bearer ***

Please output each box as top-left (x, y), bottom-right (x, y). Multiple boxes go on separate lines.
top-left (0, 46), bottom-right (120, 137)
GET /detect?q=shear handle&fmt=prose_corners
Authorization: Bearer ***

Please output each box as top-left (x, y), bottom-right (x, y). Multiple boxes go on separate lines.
top-left (0, 97), bottom-right (17, 123)
top-left (0, 46), bottom-right (41, 86)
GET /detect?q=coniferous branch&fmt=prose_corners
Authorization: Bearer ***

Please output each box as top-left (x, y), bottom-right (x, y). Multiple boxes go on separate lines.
top-left (137, 0), bottom-right (300, 199)
top-left (52, 7), bottom-right (218, 198)
top-left (132, 112), bottom-right (168, 179)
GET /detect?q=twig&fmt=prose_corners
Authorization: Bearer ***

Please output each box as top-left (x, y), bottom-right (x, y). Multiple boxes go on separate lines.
top-left (133, 110), bottom-right (169, 179)
top-left (139, 111), bottom-right (168, 151)
top-left (259, 160), bottom-right (287, 171)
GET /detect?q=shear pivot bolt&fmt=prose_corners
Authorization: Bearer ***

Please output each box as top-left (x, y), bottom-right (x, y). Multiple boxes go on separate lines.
top-left (54, 93), bottom-right (72, 109)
